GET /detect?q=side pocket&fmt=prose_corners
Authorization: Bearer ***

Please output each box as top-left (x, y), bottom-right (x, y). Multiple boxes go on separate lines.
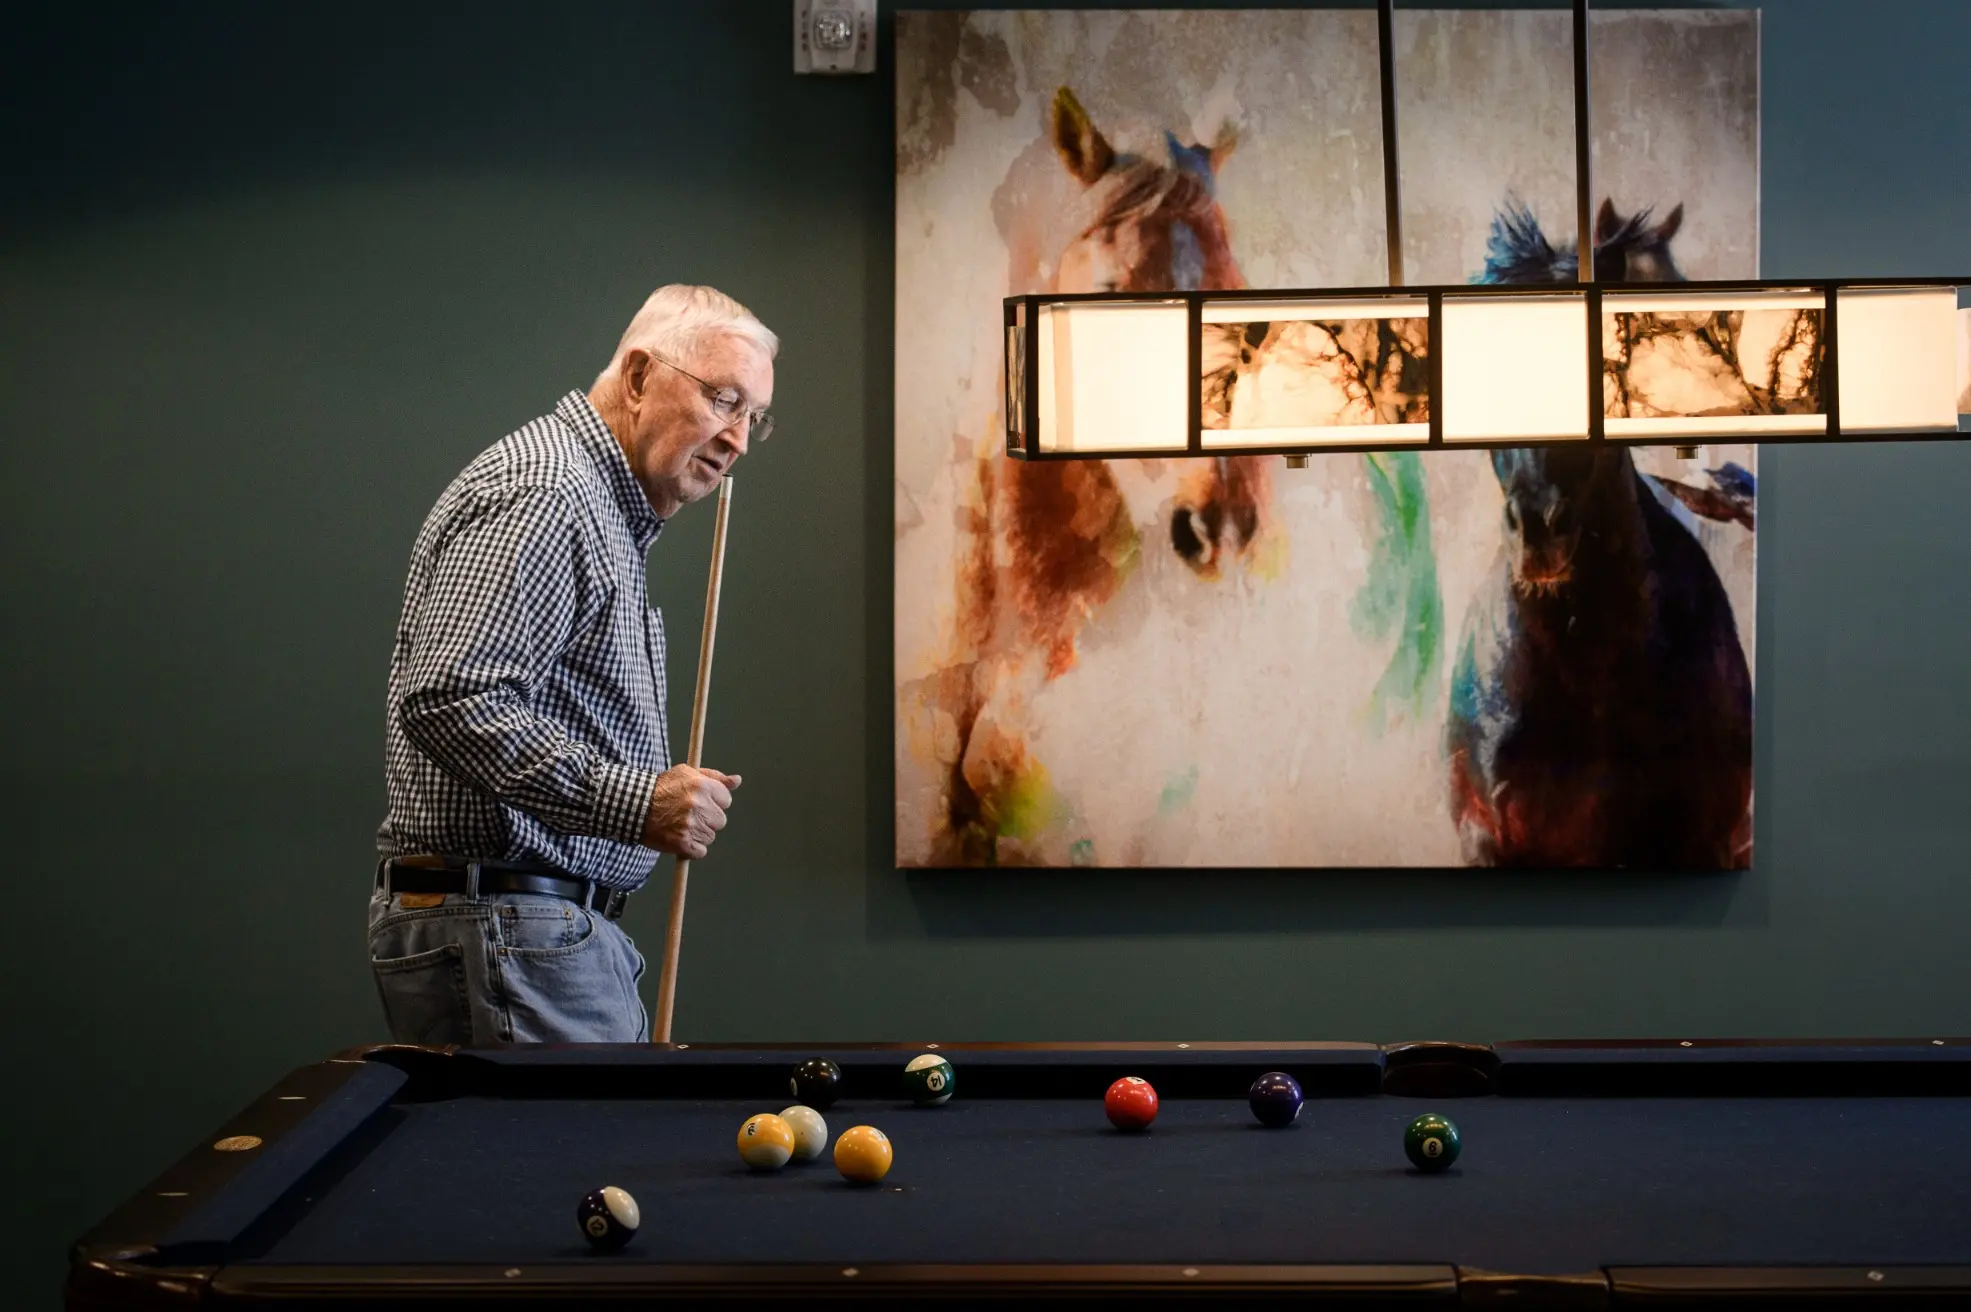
top-left (370, 942), bottom-right (471, 1045)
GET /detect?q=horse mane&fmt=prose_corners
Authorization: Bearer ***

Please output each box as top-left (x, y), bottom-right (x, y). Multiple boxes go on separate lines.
top-left (1473, 198), bottom-right (1683, 286)
top-left (1473, 198), bottom-right (1577, 285)
top-left (1066, 148), bottom-right (1218, 243)
top-left (1594, 204), bottom-right (1663, 255)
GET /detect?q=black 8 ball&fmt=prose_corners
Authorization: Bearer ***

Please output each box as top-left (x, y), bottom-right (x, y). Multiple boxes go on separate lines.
top-left (790, 1058), bottom-right (842, 1109)
top-left (577, 1185), bottom-right (639, 1252)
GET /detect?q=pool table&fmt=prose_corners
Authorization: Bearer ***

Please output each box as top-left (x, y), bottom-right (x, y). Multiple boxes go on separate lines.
top-left (68, 1039), bottom-right (1971, 1307)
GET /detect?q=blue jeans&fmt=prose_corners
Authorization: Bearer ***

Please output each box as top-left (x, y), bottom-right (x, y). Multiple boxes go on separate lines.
top-left (367, 874), bottom-right (649, 1045)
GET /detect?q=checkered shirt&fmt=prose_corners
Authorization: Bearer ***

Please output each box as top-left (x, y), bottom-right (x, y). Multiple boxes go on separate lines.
top-left (376, 391), bottom-right (671, 890)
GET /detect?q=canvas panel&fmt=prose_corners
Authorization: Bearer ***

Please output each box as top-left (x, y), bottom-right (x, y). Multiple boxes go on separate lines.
top-left (896, 9), bottom-right (1761, 870)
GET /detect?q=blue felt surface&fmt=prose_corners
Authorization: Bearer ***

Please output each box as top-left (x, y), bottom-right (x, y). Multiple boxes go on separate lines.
top-left (242, 1093), bottom-right (1971, 1272)
top-left (157, 1061), bottom-right (406, 1259)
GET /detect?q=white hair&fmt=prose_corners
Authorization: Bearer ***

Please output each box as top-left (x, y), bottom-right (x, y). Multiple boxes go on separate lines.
top-left (594, 284), bottom-right (779, 389)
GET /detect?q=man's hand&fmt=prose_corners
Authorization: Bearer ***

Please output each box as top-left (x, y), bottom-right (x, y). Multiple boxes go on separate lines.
top-left (640, 765), bottom-right (741, 859)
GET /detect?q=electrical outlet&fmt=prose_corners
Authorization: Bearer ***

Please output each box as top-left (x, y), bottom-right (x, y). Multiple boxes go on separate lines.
top-left (794, 0), bottom-right (875, 75)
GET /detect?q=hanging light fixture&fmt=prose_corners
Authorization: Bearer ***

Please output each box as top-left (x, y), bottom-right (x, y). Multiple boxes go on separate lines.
top-left (1002, 0), bottom-right (1966, 462)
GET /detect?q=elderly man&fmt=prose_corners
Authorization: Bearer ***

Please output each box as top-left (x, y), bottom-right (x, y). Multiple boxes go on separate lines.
top-left (368, 284), bottom-right (775, 1044)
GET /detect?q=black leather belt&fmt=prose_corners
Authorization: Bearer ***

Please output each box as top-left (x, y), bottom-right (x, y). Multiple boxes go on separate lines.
top-left (379, 856), bottom-right (631, 921)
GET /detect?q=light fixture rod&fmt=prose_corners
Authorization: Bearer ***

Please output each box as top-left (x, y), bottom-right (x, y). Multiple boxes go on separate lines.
top-left (1573, 0), bottom-right (1594, 283)
top-left (1378, 0), bottom-right (1404, 286)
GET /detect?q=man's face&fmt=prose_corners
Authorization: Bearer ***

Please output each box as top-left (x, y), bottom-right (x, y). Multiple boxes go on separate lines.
top-left (619, 333), bottom-right (774, 518)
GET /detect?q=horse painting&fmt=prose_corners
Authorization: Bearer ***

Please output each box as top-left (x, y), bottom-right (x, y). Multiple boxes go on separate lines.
top-left (896, 8), bottom-right (1761, 869)
top-left (1445, 201), bottom-right (1755, 868)
top-left (906, 87), bottom-right (1283, 865)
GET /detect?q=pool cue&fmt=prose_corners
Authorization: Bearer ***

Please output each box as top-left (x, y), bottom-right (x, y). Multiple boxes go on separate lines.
top-left (652, 475), bottom-right (734, 1044)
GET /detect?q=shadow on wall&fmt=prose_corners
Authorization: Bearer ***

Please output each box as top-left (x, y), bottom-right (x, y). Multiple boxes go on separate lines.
top-left (869, 865), bottom-right (1763, 940)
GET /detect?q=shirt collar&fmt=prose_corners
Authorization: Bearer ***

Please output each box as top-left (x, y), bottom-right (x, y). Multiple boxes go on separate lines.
top-left (555, 390), bottom-right (664, 551)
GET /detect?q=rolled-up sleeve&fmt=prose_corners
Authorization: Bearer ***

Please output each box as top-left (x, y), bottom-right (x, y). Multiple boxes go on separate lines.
top-left (396, 487), bottom-right (658, 843)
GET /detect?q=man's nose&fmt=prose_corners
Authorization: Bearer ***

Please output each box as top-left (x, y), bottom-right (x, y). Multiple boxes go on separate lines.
top-left (721, 420), bottom-right (751, 459)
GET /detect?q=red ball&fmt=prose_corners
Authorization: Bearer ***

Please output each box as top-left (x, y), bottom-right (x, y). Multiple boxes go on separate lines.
top-left (1104, 1076), bottom-right (1158, 1131)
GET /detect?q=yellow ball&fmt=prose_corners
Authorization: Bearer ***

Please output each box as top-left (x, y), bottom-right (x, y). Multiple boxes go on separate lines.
top-left (738, 1113), bottom-right (796, 1170)
top-left (833, 1124), bottom-right (893, 1184)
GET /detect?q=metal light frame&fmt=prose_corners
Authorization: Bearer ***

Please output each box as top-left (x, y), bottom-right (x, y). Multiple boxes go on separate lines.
top-left (1002, 0), bottom-right (1967, 463)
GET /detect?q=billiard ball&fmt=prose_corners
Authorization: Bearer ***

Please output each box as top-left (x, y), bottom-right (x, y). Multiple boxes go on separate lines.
top-left (1104, 1076), bottom-right (1158, 1131)
top-left (738, 1113), bottom-right (796, 1170)
top-left (576, 1185), bottom-right (639, 1252)
top-left (903, 1053), bottom-right (955, 1106)
top-left (1248, 1071), bottom-right (1303, 1127)
top-left (833, 1124), bottom-right (894, 1184)
top-left (790, 1058), bottom-right (842, 1109)
top-left (1404, 1113), bottom-right (1461, 1172)
top-left (779, 1104), bottom-right (829, 1161)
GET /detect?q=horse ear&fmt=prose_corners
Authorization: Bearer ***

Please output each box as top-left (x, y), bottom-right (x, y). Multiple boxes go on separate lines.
top-left (1594, 197), bottom-right (1623, 245)
top-left (1051, 86), bottom-right (1114, 187)
top-left (1653, 203), bottom-right (1684, 242)
top-left (1490, 447), bottom-right (1521, 486)
top-left (1209, 121), bottom-right (1239, 175)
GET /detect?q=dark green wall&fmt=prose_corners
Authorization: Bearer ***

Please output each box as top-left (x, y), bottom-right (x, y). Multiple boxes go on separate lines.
top-left (3, 0), bottom-right (1967, 1301)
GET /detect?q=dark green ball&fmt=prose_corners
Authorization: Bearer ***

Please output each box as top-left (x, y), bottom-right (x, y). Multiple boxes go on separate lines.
top-left (1403, 1114), bottom-right (1461, 1172)
top-left (903, 1053), bottom-right (955, 1106)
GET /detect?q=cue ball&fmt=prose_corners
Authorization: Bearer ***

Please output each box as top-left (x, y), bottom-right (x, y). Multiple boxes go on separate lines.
top-left (790, 1058), bottom-right (843, 1109)
top-left (1404, 1113), bottom-right (1461, 1172)
top-left (779, 1104), bottom-right (829, 1161)
top-left (833, 1124), bottom-right (894, 1184)
top-left (903, 1053), bottom-right (956, 1106)
top-left (1104, 1076), bottom-right (1159, 1131)
top-left (576, 1185), bottom-right (639, 1252)
top-left (1248, 1071), bottom-right (1304, 1127)
top-left (738, 1113), bottom-right (797, 1170)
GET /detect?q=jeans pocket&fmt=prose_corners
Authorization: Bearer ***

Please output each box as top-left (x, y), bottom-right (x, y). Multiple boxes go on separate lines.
top-left (494, 911), bottom-right (648, 1043)
top-left (370, 941), bottom-right (471, 1045)
top-left (494, 896), bottom-right (591, 954)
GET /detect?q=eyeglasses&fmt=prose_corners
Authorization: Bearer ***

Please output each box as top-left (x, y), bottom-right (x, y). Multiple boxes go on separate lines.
top-left (650, 354), bottom-right (775, 441)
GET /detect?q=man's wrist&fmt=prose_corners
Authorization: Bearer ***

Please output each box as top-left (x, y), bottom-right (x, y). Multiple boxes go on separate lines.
top-left (593, 761), bottom-right (663, 846)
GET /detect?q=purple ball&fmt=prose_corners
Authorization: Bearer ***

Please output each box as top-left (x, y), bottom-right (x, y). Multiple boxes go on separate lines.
top-left (1248, 1071), bottom-right (1303, 1127)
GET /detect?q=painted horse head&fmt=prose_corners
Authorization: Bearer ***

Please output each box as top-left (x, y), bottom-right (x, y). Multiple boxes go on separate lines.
top-left (1476, 195), bottom-right (1687, 591)
top-left (1033, 86), bottom-right (1276, 582)
top-left (1593, 200), bottom-right (1683, 282)
top-left (1489, 445), bottom-right (1634, 594)
top-left (933, 88), bottom-right (1273, 860)
top-left (1475, 197), bottom-right (1686, 285)
top-left (1050, 86), bottom-right (1242, 294)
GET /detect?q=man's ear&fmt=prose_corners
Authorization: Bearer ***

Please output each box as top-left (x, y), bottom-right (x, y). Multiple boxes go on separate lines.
top-left (621, 349), bottom-right (652, 407)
